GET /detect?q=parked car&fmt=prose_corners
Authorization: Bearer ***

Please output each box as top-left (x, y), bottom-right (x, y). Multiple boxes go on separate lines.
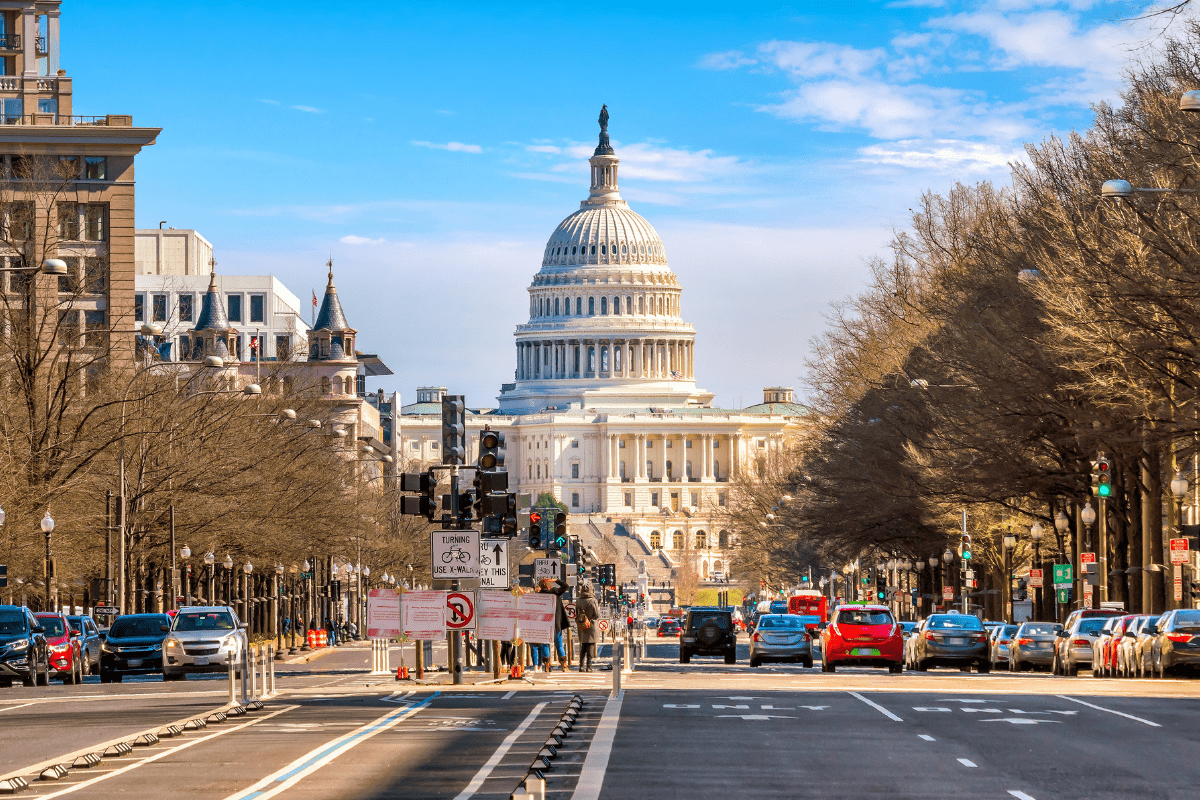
top-left (1089, 616), bottom-right (1124, 677)
top-left (1053, 615), bottom-right (1112, 676)
top-left (989, 624), bottom-right (1019, 670)
top-left (1149, 608), bottom-right (1200, 677)
top-left (67, 614), bottom-right (102, 676)
top-left (1094, 615), bottom-right (1138, 677)
top-left (1113, 615), bottom-right (1151, 677)
top-left (162, 607), bottom-right (246, 680)
top-left (0, 606), bottom-right (49, 688)
top-left (910, 613), bottom-right (991, 672)
top-left (1129, 615), bottom-right (1161, 678)
top-left (821, 604), bottom-right (903, 673)
top-left (33, 612), bottom-right (84, 684)
top-left (679, 607), bottom-right (737, 664)
top-left (1008, 622), bottom-right (1061, 671)
top-left (100, 614), bottom-right (171, 682)
top-left (749, 614), bottom-right (813, 668)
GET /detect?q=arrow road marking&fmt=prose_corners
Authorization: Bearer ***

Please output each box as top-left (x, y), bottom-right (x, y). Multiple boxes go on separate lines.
top-left (918, 734), bottom-right (936, 741)
top-left (801, 706), bottom-right (830, 711)
top-left (716, 715), bottom-right (796, 720)
top-left (662, 704), bottom-right (700, 709)
top-left (981, 718), bottom-right (1062, 725)
top-left (760, 705), bottom-right (794, 710)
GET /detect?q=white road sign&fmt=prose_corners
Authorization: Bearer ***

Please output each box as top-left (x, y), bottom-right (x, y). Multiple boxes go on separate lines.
top-left (431, 530), bottom-right (480, 579)
top-left (534, 558), bottom-right (564, 582)
top-left (479, 538), bottom-right (510, 589)
top-left (445, 591), bottom-right (477, 630)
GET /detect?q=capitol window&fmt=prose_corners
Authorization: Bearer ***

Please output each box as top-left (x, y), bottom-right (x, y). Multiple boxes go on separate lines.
top-left (590, 245), bottom-right (596, 255)
top-left (601, 244), bottom-right (606, 255)
top-left (613, 296), bottom-right (620, 314)
top-left (622, 243), bottom-right (627, 254)
top-left (588, 297), bottom-right (595, 315)
top-left (555, 297), bottom-right (560, 315)
top-left (571, 463), bottom-right (579, 479)
top-left (651, 491), bottom-right (659, 506)
top-left (650, 531), bottom-right (660, 548)
top-left (576, 297), bottom-right (582, 315)
top-left (572, 246), bottom-right (577, 255)
top-left (626, 492), bottom-right (633, 507)
top-left (600, 297), bottom-right (607, 314)
top-left (673, 531), bottom-right (684, 549)
top-left (572, 493), bottom-right (580, 508)
top-left (713, 440), bottom-right (720, 448)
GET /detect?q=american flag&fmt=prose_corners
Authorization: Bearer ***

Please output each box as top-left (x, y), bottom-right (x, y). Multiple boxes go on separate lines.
top-left (312, 290), bottom-right (318, 308)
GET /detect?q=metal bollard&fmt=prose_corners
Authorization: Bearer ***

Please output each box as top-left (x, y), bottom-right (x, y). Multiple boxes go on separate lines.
top-left (267, 644), bottom-right (276, 696)
top-left (228, 652), bottom-right (238, 705)
top-left (240, 647), bottom-right (249, 706)
top-left (611, 638), bottom-right (621, 697)
top-left (249, 644), bottom-right (258, 700)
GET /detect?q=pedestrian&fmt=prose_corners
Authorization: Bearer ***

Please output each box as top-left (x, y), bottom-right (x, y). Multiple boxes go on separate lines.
top-left (575, 583), bottom-right (601, 672)
top-left (539, 577), bottom-right (570, 671)
top-left (500, 640), bottom-right (514, 667)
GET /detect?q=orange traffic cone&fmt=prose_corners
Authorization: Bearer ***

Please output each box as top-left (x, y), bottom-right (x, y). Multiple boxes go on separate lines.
top-left (396, 666), bottom-right (409, 681)
top-left (510, 664), bottom-right (524, 678)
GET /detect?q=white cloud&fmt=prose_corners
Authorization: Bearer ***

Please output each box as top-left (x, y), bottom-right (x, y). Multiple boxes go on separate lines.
top-left (758, 40), bottom-right (886, 79)
top-left (526, 144), bottom-right (562, 154)
top-left (339, 234), bottom-right (386, 245)
top-left (292, 105), bottom-right (323, 114)
top-left (856, 139), bottom-right (1026, 172)
top-left (411, 140), bottom-right (484, 153)
top-left (698, 50), bottom-right (758, 70)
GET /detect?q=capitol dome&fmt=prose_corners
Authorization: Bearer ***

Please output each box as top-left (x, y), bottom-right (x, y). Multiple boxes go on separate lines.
top-left (497, 107), bottom-right (714, 415)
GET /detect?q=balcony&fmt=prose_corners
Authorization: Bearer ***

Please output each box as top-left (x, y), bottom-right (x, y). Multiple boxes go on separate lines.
top-left (0, 114), bottom-right (132, 127)
top-left (0, 34), bottom-right (20, 50)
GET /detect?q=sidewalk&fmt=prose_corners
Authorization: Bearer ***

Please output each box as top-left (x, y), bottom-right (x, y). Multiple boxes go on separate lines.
top-left (281, 637), bottom-right (370, 665)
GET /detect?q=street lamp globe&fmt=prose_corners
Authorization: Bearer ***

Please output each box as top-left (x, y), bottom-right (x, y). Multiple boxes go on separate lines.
top-left (223, 554), bottom-right (234, 570)
top-left (1171, 472), bottom-right (1189, 500)
top-left (1030, 522), bottom-right (1044, 543)
top-left (887, 559), bottom-right (896, 571)
top-left (915, 559), bottom-right (925, 572)
top-left (1003, 534), bottom-right (1017, 550)
top-left (41, 258), bottom-right (68, 275)
top-left (1101, 179), bottom-right (1133, 199)
top-left (1181, 89), bottom-right (1200, 112)
top-left (0, 506), bottom-right (5, 526)
top-left (1081, 501), bottom-right (1097, 527)
top-left (765, 513), bottom-right (776, 523)
top-left (943, 548), bottom-right (954, 564)
top-left (140, 322), bottom-right (163, 337)
top-left (902, 559), bottom-right (913, 571)
top-left (203, 551), bottom-right (215, 566)
top-left (40, 511), bottom-right (54, 534)
top-left (1054, 511), bottom-right (1069, 534)
top-left (243, 561), bottom-right (253, 575)
top-left (363, 566), bottom-right (370, 577)
top-left (929, 555), bottom-right (939, 568)
top-left (289, 564), bottom-right (298, 575)
top-left (203, 355), bottom-right (224, 368)
top-left (181, 544), bottom-right (191, 559)
top-left (303, 560), bottom-right (311, 572)
top-left (275, 563), bottom-right (284, 576)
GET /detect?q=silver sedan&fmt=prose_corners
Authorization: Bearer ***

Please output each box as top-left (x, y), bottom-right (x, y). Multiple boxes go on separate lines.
top-left (749, 614), bottom-right (813, 668)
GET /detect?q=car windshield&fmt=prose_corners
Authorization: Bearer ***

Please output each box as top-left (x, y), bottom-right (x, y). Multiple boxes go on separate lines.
top-left (837, 610), bottom-right (892, 626)
top-left (1172, 611), bottom-right (1200, 630)
top-left (36, 617), bottom-right (67, 637)
top-left (1020, 624), bottom-right (1058, 635)
top-left (929, 615), bottom-right (983, 630)
top-left (757, 616), bottom-right (803, 629)
top-left (1141, 616), bottom-right (1160, 631)
top-left (1000, 625), bottom-right (1019, 636)
top-left (174, 612), bottom-right (235, 632)
top-left (108, 617), bottom-right (168, 637)
top-left (1077, 619), bottom-right (1107, 634)
top-left (67, 616), bottom-right (85, 633)
top-left (0, 611), bottom-right (25, 635)
top-left (690, 614), bottom-right (730, 629)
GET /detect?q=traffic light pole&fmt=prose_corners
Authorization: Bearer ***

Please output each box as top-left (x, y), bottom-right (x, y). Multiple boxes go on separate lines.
top-left (448, 464), bottom-right (463, 686)
top-left (962, 510), bottom-right (969, 614)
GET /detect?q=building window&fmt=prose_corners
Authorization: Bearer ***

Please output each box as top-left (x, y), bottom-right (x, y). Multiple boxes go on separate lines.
top-left (686, 439), bottom-right (693, 449)
top-left (691, 492), bottom-right (698, 507)
top-left (321, 376), bottom-right (331, 393)
top-left (84, 156), bottom-right (107, 180)
top-left (178, 293), bottom-right (194, 322)
top-left (576, 297), bottom-right (582, 315)
top-left (276, 334), bottom-right (291, 361)
top-left (249, 294), bottom-right (266, 323)
top-left (571, 492), bottom-right (580, 508)
top-left (619, 460), bottom-right (626, 479)
top-left (650, 531), bottom-right (661, 549)
top-left (600, 296), bottom-right (608, 315)
top-left (686, 460), bottom-right (693, 480)
top-left (38, 97), bottom-right (56, 114)
top-left (537, 463), bottom-right (541, 479)
top-left (572, 440), bottom-right (579, 448)
top-left (651, 491), bottom-right (659, 506)
top-left (571, 463), bottom-right (580, 479)
top-left (757, 439), bottom-right (766, 449)
top-left (714, 461), bottom-right (721, 480)
top-left (152, 294), bottom-right (167, 322)
top-left (647, 462), bottom-right (654, 480)
top-left (618, 439), bottom-right (626, 448)
top-left (666, 439), bottom-right (673, 448)
top-left (646, 439), bottom-right (653, 449)
top-left (227, 294), bottom-right (242, 322)
top-left (718, 530), bottom-right (729, 548)
top-left (84, 204), bottom-right (106, 241)
top-left (625, 492), bottom-right (632, 507)
top-left (673, 531), bottom-right (684, 549)
top-left (613, 296), bottom-right (620, 314)
top-left (84, 310), bottom-right (106, 347)
top-left (430, 441), bottom-right (439, 450)
top-left (57, 202), bottom-right (79, 240)
top-left (134, 293), bottom-right (145, 322)
top-left (588, 297), bottom-right (595, 315)
top-left (529, 462), bottom-right (533, 478)
top-left (666, 460), bottom-right (673, 480)
top-left (696, 531), bottom-right (707, 549)
top-left (713, 439), bottom-right (720, 449)
top-left (84, 258), bottom-right (105, 294)
top-left (718, 493), bottom-right (726, 507)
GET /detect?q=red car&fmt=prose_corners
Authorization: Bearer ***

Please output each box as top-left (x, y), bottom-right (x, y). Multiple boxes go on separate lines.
top-left (820, 604), bottom-right (904, 673)
top-left (1097, 614), bottom-right (1138, 677)
top-left (34, 612), bottom-right (84, 684)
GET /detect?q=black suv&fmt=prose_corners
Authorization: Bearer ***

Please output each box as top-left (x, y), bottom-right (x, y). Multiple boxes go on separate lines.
top-left (680, 607), bottom-right (737, 664)
top-left (0, 605), bottom-right (50, 688)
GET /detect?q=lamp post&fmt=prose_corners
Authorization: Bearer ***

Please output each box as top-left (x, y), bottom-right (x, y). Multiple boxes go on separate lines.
top-left (242, 561), bottom-right (253, 632)
top-left (275, 563), bottom-right (285, 658)
top-left (41, 511), bottom-right (55, 611)
top-left (1081, 501), bottom-right (1097, 610)
top-left (942, 548), bottom-right (954, 611)
top-left (288, 564), bottom-right (299, 653)
top-left (181, 544), bottom-right (192, 606)
top-left (1002, 534), bottom-right (1017, 623)
top-left (1172, 472), bottom-right (1189, 611)
top-left (1054, 510), bottom-right (1069, 621)
top-left (1029, 522), bottom-right (1044, 621)
top-left (223, 554), bottom-right (234, 606)
top-left (203, 551), bottom-right (215, 604)
top-left (300, 559), bottom-right (312, 651)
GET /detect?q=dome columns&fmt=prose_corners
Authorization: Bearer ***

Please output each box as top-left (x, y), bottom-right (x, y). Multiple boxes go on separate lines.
top-left (514, 335), bottom-right (694, 382)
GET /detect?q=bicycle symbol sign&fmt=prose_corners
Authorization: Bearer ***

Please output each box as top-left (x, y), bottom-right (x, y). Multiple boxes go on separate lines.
top-left (431, 530), bottom-right (480, 579)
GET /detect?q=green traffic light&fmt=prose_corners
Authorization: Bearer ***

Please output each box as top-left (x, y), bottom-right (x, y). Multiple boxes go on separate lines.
top-left (963, 550), bottom-right (971, 560)
top-left (1098, 484), bottom-right (1112, 497)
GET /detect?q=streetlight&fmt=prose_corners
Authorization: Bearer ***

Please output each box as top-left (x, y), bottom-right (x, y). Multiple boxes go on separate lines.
top-left (203, 551), bottom-right (215, 604)
top-left (288, 564), bottom-right (299, 653)
top-left (1002, 533), bottom-right (1017, 623)
top-left (41, 511), bottom-right (55, 610)
top-left (223, 554), bottom-right (234, 606)
top-left (181, 544), bottom-right (192, 605)
top-left (1030, 522), bottom-right (1044, 621)
top-left (275, 563), bottom-right (285, 658)
top-left (242, 561), bottom-right (253, 632)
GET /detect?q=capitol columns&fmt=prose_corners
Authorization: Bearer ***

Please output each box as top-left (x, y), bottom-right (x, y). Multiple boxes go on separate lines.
top-left (637, 434), bottom-right (647, 479)
top-left (703, 433), bottom-right (714, 481)
top-left (609, 433), bottom-right (620, 481)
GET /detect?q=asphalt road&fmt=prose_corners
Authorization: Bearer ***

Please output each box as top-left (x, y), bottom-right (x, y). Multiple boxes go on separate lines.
top-left (3, 638), bottom-right (1200, 799)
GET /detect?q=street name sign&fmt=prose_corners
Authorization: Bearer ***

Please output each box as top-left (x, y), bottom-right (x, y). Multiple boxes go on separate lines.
top-left (445, 591), bottom-right (477, 630)
top-left (94, 605), bottom-right (119, 616)
top-left (431, 530), bottom-right (480, 579)
top-left (1171, 538), bottom-right (1190, 565)
top-left (534, 558), bottom-right (564, 582)
top-left (479, 538), bottom-right (510, 588)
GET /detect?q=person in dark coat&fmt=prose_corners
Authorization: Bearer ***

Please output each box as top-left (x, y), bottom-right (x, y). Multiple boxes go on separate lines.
top-left (539, 577), bottom-right (570, 671)
top-left (575, 582), bottom-right (601, 671)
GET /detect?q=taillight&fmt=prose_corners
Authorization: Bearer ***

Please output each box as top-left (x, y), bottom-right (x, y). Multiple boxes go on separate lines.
top-left (1017, 638), bottom-right (1033, 645)
top-left (924, 632), bottom-right (936, 641)
top-left (752, 632), bottom-right (763, 643)
top-left (999, 639), bottom-right (1010, 645)
top-left (1166, 633), bottom-right (1192, 643)
top-left (1073, 638), bottom-right (1089, 646)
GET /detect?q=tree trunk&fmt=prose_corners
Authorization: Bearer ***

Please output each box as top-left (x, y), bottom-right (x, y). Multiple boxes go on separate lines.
top-left (1126, 461), bottom-right (1143, 614)
top-left (1143, 441), bottom-right (1165, 614)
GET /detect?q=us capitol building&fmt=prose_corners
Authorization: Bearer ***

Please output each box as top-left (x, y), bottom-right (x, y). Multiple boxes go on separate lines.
top-left (392, 109), bottom-right (804, 586)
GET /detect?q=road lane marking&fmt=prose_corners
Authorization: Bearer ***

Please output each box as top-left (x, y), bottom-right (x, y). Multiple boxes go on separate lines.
top-left (918, 734), bottom-right (936, 741)
top-left (502, 690), bottom-right (516, 699)
top-left (451, 701), bottom-right (546, 800)
top-left (1056, 695), bottom-right (1161, 727)
top-left (222, 693), bottom-right (439, 800)
top-left (1009, 792), bottom-right (1037, 799)
top-left (0, 702), bottom-right (36, 713)
top-left (958, 758), bottom-right (977, 768)
top-left (32, 705), bottom-right (297, 799)
top-left (571, 691), bottom-right (623, 800)
top-left (850, 692), bottom-right (903, 722)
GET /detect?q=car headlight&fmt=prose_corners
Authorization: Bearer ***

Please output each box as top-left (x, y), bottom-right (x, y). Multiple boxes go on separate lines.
top-left (164, 638), bottom-right (181, 651)
top-left (51, 643), bottom-right (71, 654)
top-left (6, 639), bottom-right (29, 651)
top-left (100, 641), bottom-right (113, 653)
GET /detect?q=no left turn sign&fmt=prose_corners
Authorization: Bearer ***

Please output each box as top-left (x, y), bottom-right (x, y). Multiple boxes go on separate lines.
top-left (445, 591), bottom-right (476, 630)
top-left (564, 603), bottom-right (577, 620)
top-left (597, 618), bottom-right (610, 632)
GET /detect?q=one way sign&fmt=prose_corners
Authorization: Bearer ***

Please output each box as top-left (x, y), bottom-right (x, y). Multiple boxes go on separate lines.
top-left (479, 538), bottom-right (509, 589)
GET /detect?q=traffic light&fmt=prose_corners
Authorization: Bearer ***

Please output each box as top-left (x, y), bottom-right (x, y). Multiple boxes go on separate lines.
top-left (479, 429), bottom-right (505, 470)
top-left (441, 394), bottom-right (466, 465)
top-left (553, 511), bottom-right (568, 550)
top-left (961, 532), bottom-right (972, 563)
top-left (1095, 456), bottom-right (1113, 498)
top-left (1084, 562), bottom-right (1100, 586)
top-left (399, 472), bottom-right (438, 521)
top-left (875, 571), bottom-right (886, 602)
top-left (528, 510), bottom-right (543, 549)
top-left (1015, 578), bottom-right (1027, 601)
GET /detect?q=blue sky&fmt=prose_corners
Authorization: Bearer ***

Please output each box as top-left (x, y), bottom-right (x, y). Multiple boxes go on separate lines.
top-left (68, 0), bottom-right (1165, 408)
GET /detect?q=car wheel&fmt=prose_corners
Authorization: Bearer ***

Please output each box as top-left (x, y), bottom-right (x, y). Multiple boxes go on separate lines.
top-left (112, 673), bottom-right (123, 684)
top-left (1066, 659), bottom-right (1078, 677)
top-left (724, 649), bottom-right (736, 665)
top-left (889, 662), bottom-right (902, 674)
top-left (99, 670), bottom-right (111, 684)
top-left (916, 658), bottom-right (928, 672)
top-left (803, 659), bottom-right (814, 669)
top-left (36, 661), bottom-right (49, 686)
top-left (0, 679), bottom-right (10, 688)
top-left (978, 661), bottom-right (991, 674)
top-left (825, 662), bottom-right (836, 673)
top-left (749, 657), bottom-right (760, 668)
top-left (959, 665), bottom-right (972, 672)
top-left (679, 650), bottom-right (690, 664)
top-left (21, 673), bottom-right (34, 688)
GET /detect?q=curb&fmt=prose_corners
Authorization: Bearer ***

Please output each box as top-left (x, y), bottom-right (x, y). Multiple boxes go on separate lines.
top-left (282, 639), bottom-right (369, 665)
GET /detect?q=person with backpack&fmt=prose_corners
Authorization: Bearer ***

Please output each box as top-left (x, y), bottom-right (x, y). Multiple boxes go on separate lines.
top-left (575, 583), bottom-right (601, 672)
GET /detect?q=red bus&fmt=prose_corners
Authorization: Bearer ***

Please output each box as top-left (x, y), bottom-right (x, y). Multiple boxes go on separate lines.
top-left (787, 591), bottom-right (828, 635)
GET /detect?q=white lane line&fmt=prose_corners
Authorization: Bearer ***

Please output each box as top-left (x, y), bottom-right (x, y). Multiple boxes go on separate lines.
top-left (1008, 791), bottom-right (1037, 800)
top-left (1056, 695), bottom-right (1161, 727)
top-left (502, 690), bottom-right (516, 700)
top-left (849, 692), bottom-right (903, 722)
top-left (33, 705), bottom-right (297, 800)
top-left (571, 690), bottom-right (624, 800)
top-left (451, 702), bottom-right (547, 800)
top-left (0, 702), bottom-right (36, 713)
top-left (958, 758), bottom-right (977, 768)
top-left (918, 734), bottom-right (935, 741)
top-left (223, 693), bottom-right (438, 800)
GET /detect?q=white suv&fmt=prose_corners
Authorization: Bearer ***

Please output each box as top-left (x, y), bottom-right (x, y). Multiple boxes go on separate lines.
top-left (162, 606), bottom-right (246, 681)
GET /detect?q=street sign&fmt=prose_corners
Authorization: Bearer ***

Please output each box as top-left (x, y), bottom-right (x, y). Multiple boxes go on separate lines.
top-left (597, 618), bottom-right (611, 633)
top-left (479, 538), bottom-right (510, 588)
top-left (366, 589), bottom-right (401, 638)
top-left (1056, 589), bottom-right (1071, 604)
top-left (94, 605), bottom-right (120, 616)
top-left (1080, 552), bottom-right (1096, 564)
top-left (1053, 564), bottom-right (1072, 586)
top-left (445, 591), bottom-right (477, 630)
top-left (1028, 569), bottom-right (1043, 588)
top-left (942, 587), bottom-right (954, 600)
top-left (431, 529), bottom-right (480, 579)
top-left (564, 602), bottom-right (577, 620)
top-left (1171, 538), bottom-right (1190, 565)
top-left (534, 558), bottom-right (564, 582)
top-left (403, 591), bottom-right (446, 639)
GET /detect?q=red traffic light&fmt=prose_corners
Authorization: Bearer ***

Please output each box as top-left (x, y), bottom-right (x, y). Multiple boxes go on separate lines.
top-left (530, 511), bottom-right (542, 524)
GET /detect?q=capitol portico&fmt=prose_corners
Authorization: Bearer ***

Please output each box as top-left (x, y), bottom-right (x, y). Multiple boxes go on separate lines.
top-left (394, 109), bottom-right (804, 587)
